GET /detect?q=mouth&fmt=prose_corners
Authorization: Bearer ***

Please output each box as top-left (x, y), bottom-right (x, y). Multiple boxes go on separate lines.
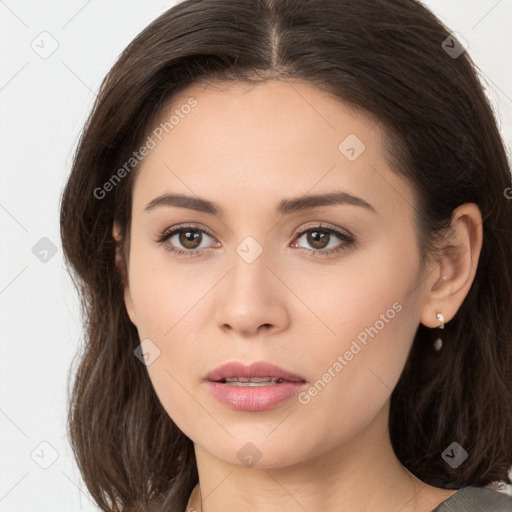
top-left (205, 360), bottom-right (307, 385)
top-left (219, 377), bottom-right (293, 386)
top-left (204, 361), bottom-right (308, 411)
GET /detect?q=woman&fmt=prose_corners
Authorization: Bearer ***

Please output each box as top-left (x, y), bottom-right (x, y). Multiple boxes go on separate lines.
top-left (60, 0), bottom-right (512, 510)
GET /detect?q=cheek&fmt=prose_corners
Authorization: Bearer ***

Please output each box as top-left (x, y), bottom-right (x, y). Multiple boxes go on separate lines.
top-left (295, 238), bottom-right (420, 355)
top-left (294, 245), bottom-right (422, 431)
top-left (127, 241), bottom-right (206, 338)
top-left (126, 243), bottom-right (212, 431)
top-left (287, 301), bottom-right (418, 460)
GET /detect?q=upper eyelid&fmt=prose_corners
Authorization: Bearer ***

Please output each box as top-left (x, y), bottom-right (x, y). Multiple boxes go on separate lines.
top-left (160, 223), bottom-right (215, 238)
top-left (295, 222), bottom-right (353, 237)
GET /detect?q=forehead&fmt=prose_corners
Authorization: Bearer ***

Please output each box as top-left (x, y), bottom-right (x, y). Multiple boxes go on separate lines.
top-left (132, 79), bottom-right (415, 221)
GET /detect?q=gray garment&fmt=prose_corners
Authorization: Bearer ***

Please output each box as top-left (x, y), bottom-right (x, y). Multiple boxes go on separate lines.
top-left (432, 486), bottom-right (512, 511)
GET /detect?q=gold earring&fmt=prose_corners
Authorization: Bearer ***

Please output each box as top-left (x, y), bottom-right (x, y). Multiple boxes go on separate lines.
top-left (433, 312), bottom-right (444, 351)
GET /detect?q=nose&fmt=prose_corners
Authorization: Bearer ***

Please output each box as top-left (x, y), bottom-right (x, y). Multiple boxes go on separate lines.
top-left (214, 244), bottom-right (290, 337)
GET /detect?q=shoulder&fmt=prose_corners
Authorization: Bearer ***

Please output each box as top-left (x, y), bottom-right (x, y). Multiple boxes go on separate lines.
top-left (433, 486), bottom-right (512, 512)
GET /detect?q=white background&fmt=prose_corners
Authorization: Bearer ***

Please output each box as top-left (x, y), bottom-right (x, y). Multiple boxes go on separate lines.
top-left (1, 1), bottom-right (511, 510)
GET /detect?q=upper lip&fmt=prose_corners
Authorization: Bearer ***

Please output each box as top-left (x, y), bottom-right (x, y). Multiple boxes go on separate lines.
top-left (205, 361), bottom-right (307, 383)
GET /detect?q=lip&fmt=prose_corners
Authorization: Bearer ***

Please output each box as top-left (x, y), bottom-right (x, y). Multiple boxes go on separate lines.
top-left (204, 361), bottom-right (308, 412)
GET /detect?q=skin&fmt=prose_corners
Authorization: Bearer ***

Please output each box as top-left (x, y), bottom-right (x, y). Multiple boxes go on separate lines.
top-left (115, 79), bottom-right (482, 512)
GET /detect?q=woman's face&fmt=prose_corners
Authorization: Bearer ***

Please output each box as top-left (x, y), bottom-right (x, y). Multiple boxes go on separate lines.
top-left (121, 79), bottom-right (430, 468)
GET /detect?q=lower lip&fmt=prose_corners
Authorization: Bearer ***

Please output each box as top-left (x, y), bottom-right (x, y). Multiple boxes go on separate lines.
top-left (206, 380), bottom-right (307, 411)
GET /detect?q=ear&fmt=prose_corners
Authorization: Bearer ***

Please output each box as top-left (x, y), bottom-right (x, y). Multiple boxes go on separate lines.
top-left (113, 221), bottom-right (137, 326)
top-left (419, 203), bottom-right (483, 328)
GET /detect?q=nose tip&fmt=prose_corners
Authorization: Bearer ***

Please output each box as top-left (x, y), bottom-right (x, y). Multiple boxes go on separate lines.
top-left (218, 299), bottom-right (277, 335)
top-left (214, 251), bottom-right (290, 336)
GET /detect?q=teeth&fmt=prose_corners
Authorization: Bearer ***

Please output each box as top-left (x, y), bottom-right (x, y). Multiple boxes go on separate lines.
top-left (224, 381), bottom-right (279, 386)
top-left (225, 377), bottom-right (277, 382)
top-left (222, 377), bottom-right (284, 386)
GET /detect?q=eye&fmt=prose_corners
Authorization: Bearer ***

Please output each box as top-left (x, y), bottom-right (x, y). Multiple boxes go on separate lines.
top-left (155, 222), bottom-right (355, 258)
top-left (291, 223), bottom-right (355, 257)
top-left (156, 224), bottom-right (220, 258)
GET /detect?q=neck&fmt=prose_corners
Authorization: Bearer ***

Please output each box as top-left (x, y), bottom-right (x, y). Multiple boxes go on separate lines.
top-left (186, 401), bottom-right (451, 512)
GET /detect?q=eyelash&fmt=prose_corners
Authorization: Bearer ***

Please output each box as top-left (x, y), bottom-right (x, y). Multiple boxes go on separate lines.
top-left (155, 223), bottom-right (355, 259)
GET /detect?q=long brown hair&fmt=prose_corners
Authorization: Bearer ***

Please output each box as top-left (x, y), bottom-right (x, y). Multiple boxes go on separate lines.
top-left (60, 0), bottom-right (512, 510)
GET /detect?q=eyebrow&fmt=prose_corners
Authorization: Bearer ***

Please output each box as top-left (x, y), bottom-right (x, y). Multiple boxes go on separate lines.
top-left (144, 190), bottom-right (377, 216)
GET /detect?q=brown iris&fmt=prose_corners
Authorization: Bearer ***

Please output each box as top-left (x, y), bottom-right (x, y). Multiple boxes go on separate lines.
top-left (305, 229), bottom-right (330, 250)
top-left (179, 229), bottom-right (202, 249)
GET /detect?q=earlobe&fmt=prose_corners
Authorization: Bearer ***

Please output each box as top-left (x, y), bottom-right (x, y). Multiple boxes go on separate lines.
top-left (112, 222), bottom-right (137, 326)
top-left (419, 203), bottom-right (483, 328)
